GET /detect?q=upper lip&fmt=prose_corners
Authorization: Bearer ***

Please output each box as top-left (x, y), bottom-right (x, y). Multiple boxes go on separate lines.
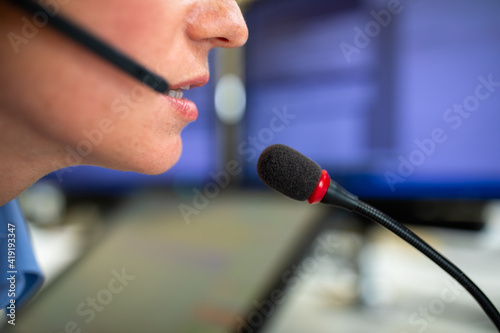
top-left (168, 75), bottom-right (210, 90)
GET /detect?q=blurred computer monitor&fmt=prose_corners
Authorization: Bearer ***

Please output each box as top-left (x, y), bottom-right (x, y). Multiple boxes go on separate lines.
top-left (243, 0), bottom-right (500, 203)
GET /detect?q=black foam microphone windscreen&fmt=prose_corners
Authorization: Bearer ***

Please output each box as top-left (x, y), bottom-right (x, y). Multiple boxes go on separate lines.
top-left (257, 144), bottom-right (322, 201)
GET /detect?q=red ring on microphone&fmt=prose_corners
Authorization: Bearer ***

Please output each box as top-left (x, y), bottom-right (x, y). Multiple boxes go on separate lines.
top-left (308, 170), bottom-right (331, 204)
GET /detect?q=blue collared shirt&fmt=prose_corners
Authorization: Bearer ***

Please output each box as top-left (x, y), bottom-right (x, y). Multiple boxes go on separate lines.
top-left (0, 199), bottom-right (44, 310)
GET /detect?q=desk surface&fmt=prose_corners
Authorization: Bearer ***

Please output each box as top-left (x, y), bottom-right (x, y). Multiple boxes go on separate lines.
top-left (9, 191), bottom-right (326, 333)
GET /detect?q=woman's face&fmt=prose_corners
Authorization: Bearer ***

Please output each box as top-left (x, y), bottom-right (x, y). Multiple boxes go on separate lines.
top-left (0, 0), bottom-right (248, 174)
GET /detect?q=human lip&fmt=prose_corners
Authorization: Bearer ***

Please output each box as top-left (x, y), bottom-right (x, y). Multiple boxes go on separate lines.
top-left (160, 93), bottom-right (198, 122)
top-left (159, 75), bottom-right (209, 122)
top-left (166, 76), bottom-right (210, 97)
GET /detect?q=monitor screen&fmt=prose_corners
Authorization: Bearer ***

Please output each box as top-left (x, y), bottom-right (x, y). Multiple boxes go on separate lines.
top-left (243, 0), bottom-right (500, 199)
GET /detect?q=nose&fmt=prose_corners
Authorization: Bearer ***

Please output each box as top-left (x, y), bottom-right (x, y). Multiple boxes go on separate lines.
top-left (186, 0), bottom-right (249, 49)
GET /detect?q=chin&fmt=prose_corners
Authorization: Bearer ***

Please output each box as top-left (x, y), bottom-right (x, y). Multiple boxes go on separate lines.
top-left (128, 137), bottom-right (183, 175)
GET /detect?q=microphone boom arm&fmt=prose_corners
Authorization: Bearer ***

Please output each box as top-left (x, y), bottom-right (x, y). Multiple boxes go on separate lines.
top-left (322, 175), bottom-right (500, 331)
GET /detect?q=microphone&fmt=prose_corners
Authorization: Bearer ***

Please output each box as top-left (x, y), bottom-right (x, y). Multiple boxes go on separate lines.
top-left (257, 144), bottom-right (500, 331)
top-left (256, 143), bottom-right (358, 209)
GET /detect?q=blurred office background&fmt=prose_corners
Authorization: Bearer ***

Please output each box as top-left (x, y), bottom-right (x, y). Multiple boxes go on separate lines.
top-left (6, 0), bottom-right (500, 332)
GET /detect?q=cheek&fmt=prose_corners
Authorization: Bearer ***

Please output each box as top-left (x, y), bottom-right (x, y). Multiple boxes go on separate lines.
top-left (92, 96), bottom-right (186, 174)
top-left (25, 78), bottom-right (182, 174)
top-left (64, 0), bottom-right (184, 67)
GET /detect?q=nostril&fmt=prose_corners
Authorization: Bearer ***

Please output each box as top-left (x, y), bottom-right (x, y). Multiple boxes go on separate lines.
top-left (217, 37), bottom-right (230, 43)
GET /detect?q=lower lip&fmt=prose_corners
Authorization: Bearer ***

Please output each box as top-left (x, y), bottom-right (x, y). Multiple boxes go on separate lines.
top-left (159, 94), bottom-right (198, 122)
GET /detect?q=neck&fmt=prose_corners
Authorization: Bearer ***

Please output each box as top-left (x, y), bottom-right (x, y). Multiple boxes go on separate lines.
top-left (0, 112), bottom-right (66, 206)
